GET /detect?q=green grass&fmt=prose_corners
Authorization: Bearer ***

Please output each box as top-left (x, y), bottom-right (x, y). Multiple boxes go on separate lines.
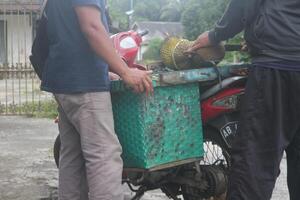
top-left (0, 100), bottom-right (58, 118)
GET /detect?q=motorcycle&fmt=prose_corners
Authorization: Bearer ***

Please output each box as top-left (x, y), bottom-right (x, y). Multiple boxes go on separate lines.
top-left (53, 28), bottom-right (248, 200)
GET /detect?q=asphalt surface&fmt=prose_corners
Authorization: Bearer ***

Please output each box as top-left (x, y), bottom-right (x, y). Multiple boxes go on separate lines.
top-left (0, 116), bottom-right (289, 200)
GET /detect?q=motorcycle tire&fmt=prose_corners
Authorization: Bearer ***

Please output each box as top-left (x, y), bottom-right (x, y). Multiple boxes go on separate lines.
top-left (54, 134), bottom-right (60, 168)
top-left (182, 126), bottom-right (231, 200)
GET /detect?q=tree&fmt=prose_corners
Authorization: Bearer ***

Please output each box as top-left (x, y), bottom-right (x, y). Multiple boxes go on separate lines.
top-left (181, 0), bottom-right (229, 40)
top-left (223, 34), bottom-right (250, 64)
top-left (143, 38), bottom-right (164, 61)
top-left (134, 0), bottom-right (169, 21)
top-left (160, 0), bottom-right (184, 22)
top-left (107, 0), bottom-right (183, 27)
top-left (107, 0), bottom-right (129, 30)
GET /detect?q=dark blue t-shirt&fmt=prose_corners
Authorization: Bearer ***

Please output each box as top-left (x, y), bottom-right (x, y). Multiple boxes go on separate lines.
top-left (41, 0), bottom-right (110, 94)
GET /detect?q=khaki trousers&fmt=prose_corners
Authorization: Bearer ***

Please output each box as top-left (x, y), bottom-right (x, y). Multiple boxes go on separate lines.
top-left (55, 92), bottom-right (123, 200)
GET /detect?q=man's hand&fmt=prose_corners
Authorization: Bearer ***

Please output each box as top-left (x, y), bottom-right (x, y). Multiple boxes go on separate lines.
top-left (121, 69), bottom-right (153, 95)
top-left (187, 31), bottom-right (211, 53)
top-left (109, 72), bottom-right (120, 80)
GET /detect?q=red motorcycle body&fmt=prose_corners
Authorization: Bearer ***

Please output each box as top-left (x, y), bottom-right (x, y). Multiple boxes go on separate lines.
top-left (201, 87), bottom-right (245, 124)
top-left (110, 30), bottom-right (144, 69)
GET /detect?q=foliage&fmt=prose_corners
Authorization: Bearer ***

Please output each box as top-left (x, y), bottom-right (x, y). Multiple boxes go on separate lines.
top-left (180, 0), bottom-right (250, 63)
top-left (107, 0), bottom-right (184, 28)
top-left (160, 1), bottom-right (183, 22)
top-left (134, 0), bottom-right (168, 21)
top-left (143, 38), bottom-right (164, 61)
top-left (0, 100), bottom-right (58, 118)
top-left (107, 0), bottom-right (129, 30)
top-left (107, 0), bottom-right (251, 63)
top-left (108, 0), bottom-right (230, 39)
top-left (222, 33), bottom-right (250, 64)
top-left (181, 0), bottom-right (229, 40)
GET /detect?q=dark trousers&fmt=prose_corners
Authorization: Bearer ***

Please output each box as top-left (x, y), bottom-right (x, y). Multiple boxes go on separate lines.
top-left (227, 66), bottom-right (300, 200)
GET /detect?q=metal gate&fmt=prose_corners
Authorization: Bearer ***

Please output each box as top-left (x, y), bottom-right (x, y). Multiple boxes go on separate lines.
top-left (0, 0), bottom-right (54, 116)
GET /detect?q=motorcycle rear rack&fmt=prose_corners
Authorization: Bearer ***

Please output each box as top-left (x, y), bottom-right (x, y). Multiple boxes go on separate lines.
top-left (123, 157), bottom-right (202, 172)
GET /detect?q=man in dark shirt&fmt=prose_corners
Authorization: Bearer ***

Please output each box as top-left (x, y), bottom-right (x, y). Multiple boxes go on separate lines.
top-left (43, 0), bottom-right (153, 199)
top-left (189, 0), bottom-right (300, 200)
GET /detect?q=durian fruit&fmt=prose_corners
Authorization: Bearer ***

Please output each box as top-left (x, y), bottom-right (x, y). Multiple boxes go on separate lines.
top-left (160, 36), bottom-right (225, 70)
top-left (160, 37), bottom-right (182, 68)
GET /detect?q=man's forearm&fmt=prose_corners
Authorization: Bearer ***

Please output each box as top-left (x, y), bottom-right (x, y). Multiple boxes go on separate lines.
top-left (209, 0), bottom-right (246, 44)
top-left (74, 5), bottom-right (153, 94)
top-left (75, 6), bottom-right (129, 77)
top-left (82, 23), bottom-right (128, 76)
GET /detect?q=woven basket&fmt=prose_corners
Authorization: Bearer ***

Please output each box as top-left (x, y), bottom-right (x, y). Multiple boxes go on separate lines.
top-left (111, 81), bottom-right (204, 169)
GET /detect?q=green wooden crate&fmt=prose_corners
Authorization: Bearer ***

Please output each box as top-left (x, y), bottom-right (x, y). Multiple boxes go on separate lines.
top-left (111, 82), bottom-right (204, 169)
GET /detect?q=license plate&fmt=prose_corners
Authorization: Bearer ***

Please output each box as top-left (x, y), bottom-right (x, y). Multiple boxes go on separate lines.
top-left (220, 121), bottom-right (238, 147)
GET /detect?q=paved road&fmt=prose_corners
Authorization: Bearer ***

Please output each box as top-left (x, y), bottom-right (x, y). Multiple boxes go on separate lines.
top-left (0, 116), bottom-right (289, 200)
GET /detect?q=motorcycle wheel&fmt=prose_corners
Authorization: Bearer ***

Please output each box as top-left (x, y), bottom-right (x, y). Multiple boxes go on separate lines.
top-left (54, 134), bottom-right (60, 168)
top-left (54, 127), bottom-right (231, 200)
top-left (182, 126), bottom-right (231, 200)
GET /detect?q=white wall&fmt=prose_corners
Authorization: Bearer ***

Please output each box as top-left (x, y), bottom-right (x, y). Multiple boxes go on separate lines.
top-left (0, 14), bottom-right (33, 65)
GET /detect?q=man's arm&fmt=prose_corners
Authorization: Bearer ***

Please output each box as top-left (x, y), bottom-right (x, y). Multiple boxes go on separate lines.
top-left (74, 5), bottom-right (153, 94)
top-left (208, 0), bottom-right (246, 44)
top-left (188, 0), bottom-right (247, 51)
